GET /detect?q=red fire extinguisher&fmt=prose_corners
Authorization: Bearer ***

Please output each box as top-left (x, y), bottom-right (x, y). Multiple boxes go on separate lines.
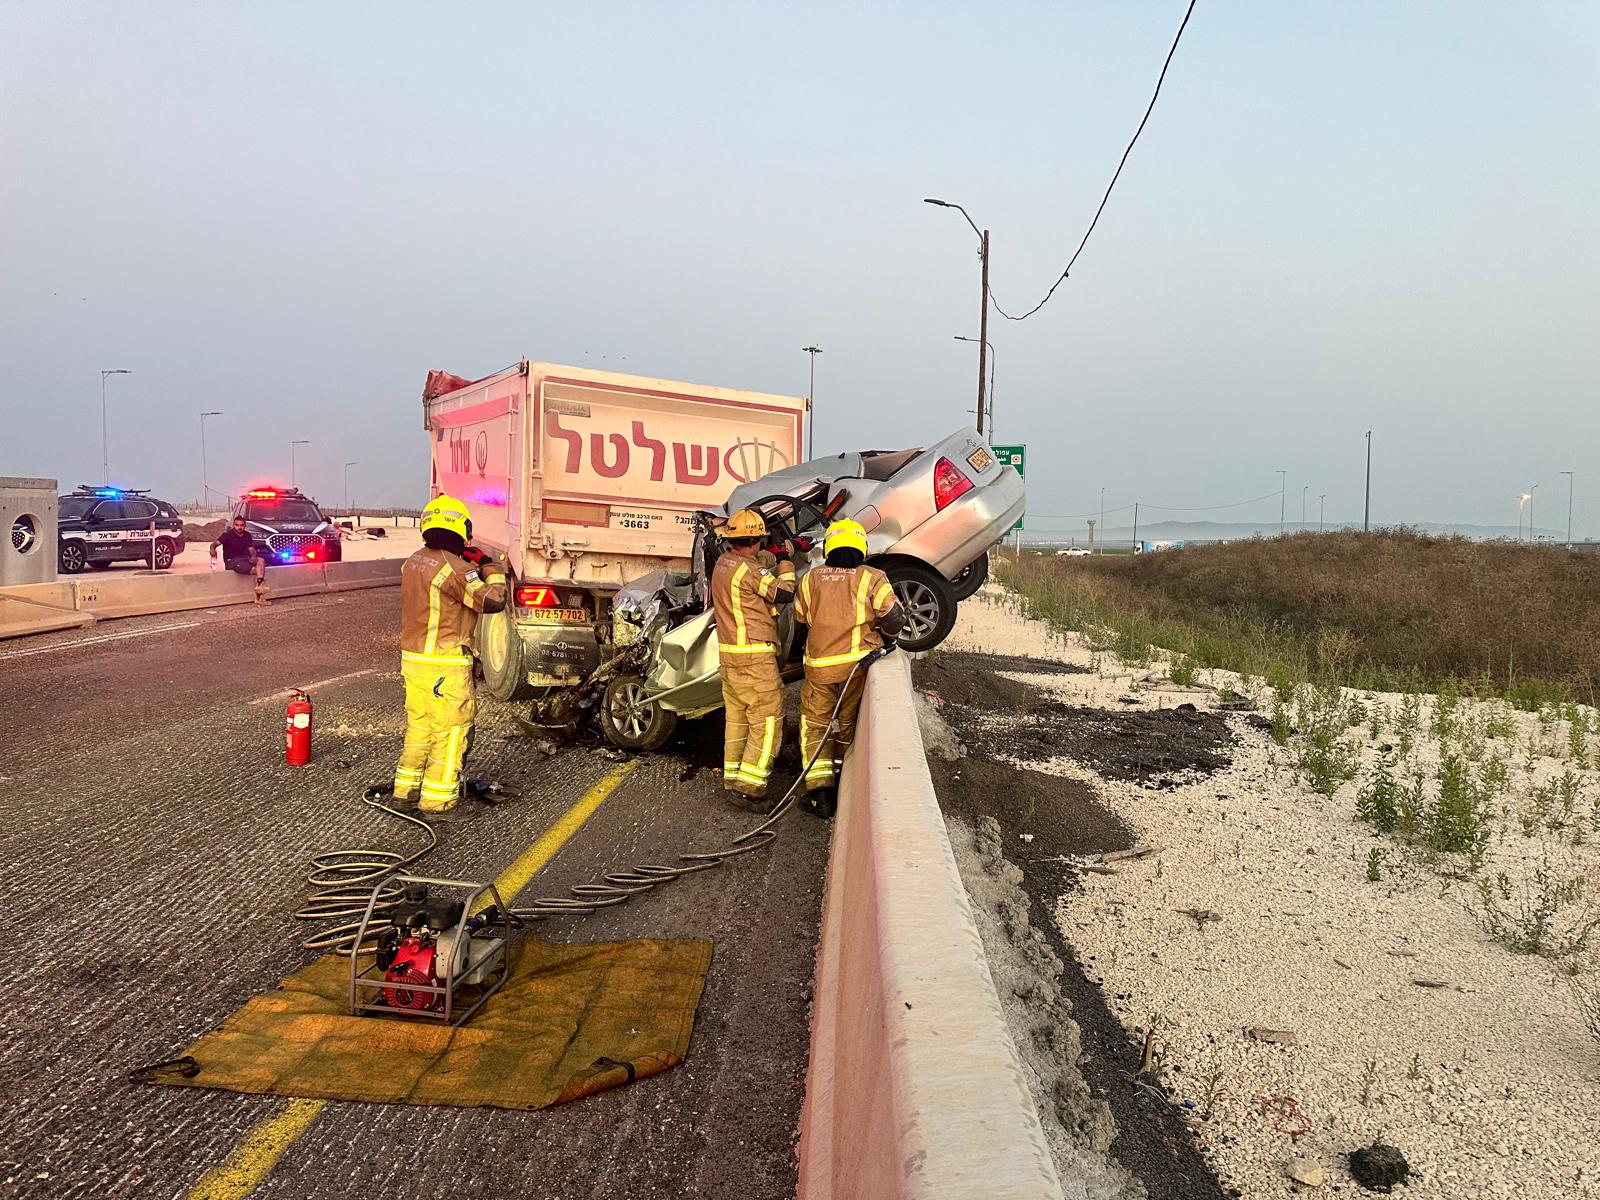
top-left (285, 690), bottom-right (313, 765)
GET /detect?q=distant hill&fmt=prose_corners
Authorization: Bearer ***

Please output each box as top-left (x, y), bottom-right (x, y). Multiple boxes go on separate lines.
top-left (1026, 519), bottom-right (1578, 546)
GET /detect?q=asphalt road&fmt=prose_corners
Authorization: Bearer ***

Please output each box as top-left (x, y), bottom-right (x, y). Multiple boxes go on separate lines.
top-left (0, 588), bottom-right (828, 1200)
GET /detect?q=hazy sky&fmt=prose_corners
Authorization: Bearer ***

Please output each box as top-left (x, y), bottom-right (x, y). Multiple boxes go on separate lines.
top-left (3, 2), bottom-right (1596, 535)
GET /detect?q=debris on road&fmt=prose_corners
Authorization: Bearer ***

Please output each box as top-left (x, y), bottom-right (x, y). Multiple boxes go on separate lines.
top-left (1349, 1142), bottom-right (1411, 1192)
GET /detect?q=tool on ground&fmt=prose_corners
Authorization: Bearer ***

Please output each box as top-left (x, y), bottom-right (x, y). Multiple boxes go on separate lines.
top-left (348, 876), bottom-right (523, 1025)
top-left (284, 689), bottom-right (313, 765)
top-left (295, 648), bottom-right (888, 962)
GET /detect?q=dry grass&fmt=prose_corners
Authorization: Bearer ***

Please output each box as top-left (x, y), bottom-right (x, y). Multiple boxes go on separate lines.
top-left (998, 530), bottom-right (1600, 704)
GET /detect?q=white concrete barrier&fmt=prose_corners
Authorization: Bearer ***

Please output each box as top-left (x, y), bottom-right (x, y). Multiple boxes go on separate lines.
top-left (797, 652), bottom-right (1064, 1200)
top-left (0, 558), bottom-right (404, 638)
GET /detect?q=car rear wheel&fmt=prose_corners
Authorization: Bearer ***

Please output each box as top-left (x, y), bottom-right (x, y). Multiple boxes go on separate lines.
top-left (59, 541), bottom-right (88, 573)
top-left (478, 604), bottom-right (535, 703)
top-left (599, 673), bottom-right (677, 751)
top-left (950, 551), bottom-right (989, 601)
top-left (886, 564), bottom-right (957, 652)
top-left (149, 538), bottom-right (177, 570)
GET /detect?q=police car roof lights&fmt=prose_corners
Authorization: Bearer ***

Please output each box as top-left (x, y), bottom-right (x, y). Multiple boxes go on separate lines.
top-left (244, 486), bottom-right (309, 501)
top-left (70, 485), bottom-right (151, 498)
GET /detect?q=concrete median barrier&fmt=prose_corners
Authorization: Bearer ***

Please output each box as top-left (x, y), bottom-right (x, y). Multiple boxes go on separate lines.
top-left (797, 652), bottom-right (1064, 1200)
top-left (0, 582), bottom-right (93, 638)
top-left (0, 559), bottom-right (405, 638)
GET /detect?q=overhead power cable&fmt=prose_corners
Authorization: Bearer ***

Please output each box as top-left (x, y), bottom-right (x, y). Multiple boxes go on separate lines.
top-left (992, 0), bottom-right (1199, 322)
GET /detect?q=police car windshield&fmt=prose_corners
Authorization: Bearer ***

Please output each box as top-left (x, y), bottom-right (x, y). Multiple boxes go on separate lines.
top-left (245, 499), bottom-right (322, 524)
top-left (60, 498), bottom-right (96, 518)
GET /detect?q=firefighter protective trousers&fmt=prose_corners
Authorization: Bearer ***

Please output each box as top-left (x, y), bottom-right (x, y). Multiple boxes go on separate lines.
top-left (721, 655), bottom-right (784, 797)
top-left (799, 670), bottom-right (867, 792)
top-left (394, 655), bottom-right (475, 812)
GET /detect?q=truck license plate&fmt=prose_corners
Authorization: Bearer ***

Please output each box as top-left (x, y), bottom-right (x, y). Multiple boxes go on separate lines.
top-left (528, 608), bottom-right (588, 622)
top-left (966, 447), bottom-right (993, 472)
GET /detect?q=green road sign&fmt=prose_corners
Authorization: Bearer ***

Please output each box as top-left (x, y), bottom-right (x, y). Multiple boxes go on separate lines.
top-left (993, 443), bottom-right (1025, 531)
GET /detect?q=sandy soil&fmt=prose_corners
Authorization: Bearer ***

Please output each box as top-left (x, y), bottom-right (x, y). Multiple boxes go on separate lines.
top-left (933, 582), bottom-right (1600, 1199)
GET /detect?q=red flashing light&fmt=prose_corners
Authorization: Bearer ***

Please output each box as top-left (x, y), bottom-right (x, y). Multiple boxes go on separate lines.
top-left (515, 585), bottom-right (560, 608)
top-left (245, 487), bottom-right (280, 499)
top-left (932, 457), bottom-right (973, 511)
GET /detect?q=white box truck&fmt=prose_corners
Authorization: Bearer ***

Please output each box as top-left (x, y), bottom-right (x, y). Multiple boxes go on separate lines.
top-left (422, 360), bottom-right (807, 720)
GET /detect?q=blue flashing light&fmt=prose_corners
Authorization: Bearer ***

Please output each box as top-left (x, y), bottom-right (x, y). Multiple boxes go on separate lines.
top-left (95, 488), bottom-right (123, 497)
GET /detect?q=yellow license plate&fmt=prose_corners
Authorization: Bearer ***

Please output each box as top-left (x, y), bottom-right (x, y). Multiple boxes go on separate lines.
top-left (966, 447), bottom-right (993, 472)
top-left (528, 608), bottom-right (588, 622)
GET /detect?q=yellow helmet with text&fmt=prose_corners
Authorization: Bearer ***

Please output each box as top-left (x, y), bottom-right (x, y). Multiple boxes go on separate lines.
top-left (723, 508), bottom-right (768, 541)
top-left (823, 518), bottom-right (869, 558)
top-left (420, 494), bottom-right (471, 539)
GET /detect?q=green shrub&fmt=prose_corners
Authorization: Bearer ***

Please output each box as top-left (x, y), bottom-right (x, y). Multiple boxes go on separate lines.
top-left (1357, 749), bottom-right (1403, 833)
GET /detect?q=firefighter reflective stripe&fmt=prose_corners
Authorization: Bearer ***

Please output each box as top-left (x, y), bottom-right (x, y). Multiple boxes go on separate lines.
top-left (776, 565), bottom-right (797, 586)
top-left (729, 562), bottom-right (750, 644)
top-left (852, 570), bottom-right (870, 656)
top-left (718, 641), bottom-right (776, 654)
top-left (796, 573), bottom-right (814, 619)
top-left (804, 647), bottom-right (872, 668)
top-left (423, 564), bottom-right (452, 655)
top-left (873, 580), bottom-right (895, 612)
top-left (401, 649), bottom-right (472, 667)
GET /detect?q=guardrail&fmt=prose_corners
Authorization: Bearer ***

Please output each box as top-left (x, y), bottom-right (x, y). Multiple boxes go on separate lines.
top-left (0, 559), bottom-right (403, 639)
top-left (797, 652), bottom-right (1064, 1200)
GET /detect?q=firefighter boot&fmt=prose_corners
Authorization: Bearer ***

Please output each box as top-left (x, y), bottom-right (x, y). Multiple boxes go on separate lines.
top-left (802, 787), bottom-right (837, 819)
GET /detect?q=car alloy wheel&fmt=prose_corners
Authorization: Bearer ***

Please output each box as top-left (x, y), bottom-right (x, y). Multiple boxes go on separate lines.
top-left (895, 577), bottom-right (942, 640)
top-left (59, 541), bottom-right (87, 573)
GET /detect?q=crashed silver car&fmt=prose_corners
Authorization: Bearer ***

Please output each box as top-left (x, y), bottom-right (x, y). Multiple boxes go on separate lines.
top-left (595, 428), bottom-right (1023, 750)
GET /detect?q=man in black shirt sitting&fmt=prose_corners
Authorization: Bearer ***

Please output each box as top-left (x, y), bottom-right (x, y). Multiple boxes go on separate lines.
top-left (210, 516), bottom-right (269, 604)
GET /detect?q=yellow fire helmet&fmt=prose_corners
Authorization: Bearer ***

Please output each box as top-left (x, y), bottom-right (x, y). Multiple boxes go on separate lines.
top-left (823, 517), bottom-right (869, 558)
top-left (420, 493), bottom-right (471, 539)
top-left (723, 508), bottom-right (768, 541)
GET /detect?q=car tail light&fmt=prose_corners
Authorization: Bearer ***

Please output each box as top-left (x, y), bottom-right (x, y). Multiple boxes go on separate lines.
top-left (515, 585), bottom-right (561, 608)
top-left (933, 457), bottom-right (973, 511)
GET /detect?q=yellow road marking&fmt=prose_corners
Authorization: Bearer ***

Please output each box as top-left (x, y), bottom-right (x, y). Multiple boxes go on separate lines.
top-left (479, 759), bottom-right (639, 909)
top-left (184, 760), bottom-right (639, 1199)
top-left (186, 1099), bottom-right (325, 1200)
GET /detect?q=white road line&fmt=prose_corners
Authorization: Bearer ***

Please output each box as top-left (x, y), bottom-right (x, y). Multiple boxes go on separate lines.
top-left (248, 668), bottom-right (384, 705)
top-left (0, 621), bottom-right (202, 661)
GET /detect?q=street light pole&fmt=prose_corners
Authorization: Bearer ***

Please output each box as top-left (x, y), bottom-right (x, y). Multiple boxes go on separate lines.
top-left (100, 369), bottom-right (132, 484)
top-left (1529, 484), bottom-right (1538, 542)
top-left (1363, 430), bottom-right (1372, 532)
top-left (1302, 485), bottom-right (1308, 532)
top-left (801, 345), bottom-right (822, 460)
top-left (344, 461), bottom-right (359, 511)
top-left (924, 198), bottom-right (989, 437)
top-left (1277, 470), bottom-right (1287, 536)
top-left (1319, 493), bottom-right (1326, 533)
top-left (291, 440), bottom-right (310, 489)
top-left (1560, 470), bottom-right (1574, 547)
top-left (199, 411), bottom-right (222, 507)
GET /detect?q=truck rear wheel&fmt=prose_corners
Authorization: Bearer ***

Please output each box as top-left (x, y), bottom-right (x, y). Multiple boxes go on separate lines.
top-left (599, 674), bottom-right (677, 752)
top-left (478, 605), bottom-right (535, 703)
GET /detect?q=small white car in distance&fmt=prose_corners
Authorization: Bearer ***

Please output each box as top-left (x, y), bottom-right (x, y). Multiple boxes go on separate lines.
top-left (1055, 547), bottom-right (1091, 557)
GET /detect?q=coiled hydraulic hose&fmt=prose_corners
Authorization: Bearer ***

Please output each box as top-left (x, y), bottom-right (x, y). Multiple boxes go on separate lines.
top-left (295, 648), bottom-right (887, 950)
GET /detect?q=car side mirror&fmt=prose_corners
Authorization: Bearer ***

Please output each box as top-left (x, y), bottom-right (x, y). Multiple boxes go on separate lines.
top-left (85, 512), bottom-right (102, 524)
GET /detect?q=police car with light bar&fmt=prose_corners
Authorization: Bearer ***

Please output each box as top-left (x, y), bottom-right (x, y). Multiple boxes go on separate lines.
top-left (57, 486), bottom-right (187, 573)
top-left (231, 486), bottom-right (343, 565)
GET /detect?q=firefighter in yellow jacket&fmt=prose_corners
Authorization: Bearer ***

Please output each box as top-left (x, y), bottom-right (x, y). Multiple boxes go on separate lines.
top-left (711, 508), bottom-right (796, 804)
top-left (389, 494), bottom-right (507, 818)
top-left (793, 518), bottom-right (905, 818)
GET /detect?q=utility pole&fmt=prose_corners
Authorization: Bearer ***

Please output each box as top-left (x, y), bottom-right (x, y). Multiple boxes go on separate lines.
top-left (1302, 485), bottom-right (1308, 532)
top-left (291, 439), bottom-right (310, 489)
top-left (977, 228), bottom-right (989, 438)
top-left (344, 461), bottom-right (359, 511)
top-left (923, 198), bottom-right (989, 437)
top-left (1277, 469), bottom-right (1286, 536)
top-left (1363, 430), bottom-right (1372, 532)
top-left (199, 410), bottom-right (222, 507)
top-left (954, 336), bottom-right (996, 439)
top-left (801, 345), bottom-right (822, 460)
top-left (1131, 501), bottom-right (1140, 553)
top-left (100, 369), bottom-right (132, 484)
top-left (1319, 493), bottom-right (1325, 533)
top-left (1560, 470), bottom-right (1574, 547)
